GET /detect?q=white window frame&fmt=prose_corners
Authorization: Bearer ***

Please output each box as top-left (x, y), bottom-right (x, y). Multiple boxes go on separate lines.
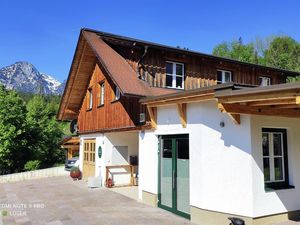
top-left (115, 86), bottom-right (120, 100)
top-left (259, 76), bottom-right (271, 86)
top-left (166, 61), bottom-right (185, 89)
top-left (217, 69), bottom-right (232, 84)
top-left (88, 89), bottom-right (93, 110)
top-left (262, 131), bottom-right (285, 183)
top-left (100, 82), bottom-right (105, 106)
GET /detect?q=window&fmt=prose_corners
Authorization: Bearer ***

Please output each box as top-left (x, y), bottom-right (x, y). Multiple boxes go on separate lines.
top-left (99, 82), bottom-right (105, 106)
top-left (87, 89), bottom-right (93, 110)
top-left (259, 76), bottom-right (271, 86)
top-left (217, 70), bottom-right (232, 84)
top-left (166, 62), bottom-right (184, 89)
top-left (262, 128), bottom-right (292, 190)
top-left (115, 86), bottom-right (120, 101)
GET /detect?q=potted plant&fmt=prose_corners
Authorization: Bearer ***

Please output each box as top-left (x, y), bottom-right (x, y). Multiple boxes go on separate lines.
top-left (70, 166), bottom-right (81, 180)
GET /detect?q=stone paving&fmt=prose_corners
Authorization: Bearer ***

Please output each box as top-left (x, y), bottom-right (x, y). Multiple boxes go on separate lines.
top-left (0, 176), bottom-right (193, 225)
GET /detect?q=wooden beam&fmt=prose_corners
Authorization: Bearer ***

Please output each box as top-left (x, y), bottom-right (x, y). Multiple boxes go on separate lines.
top-left (220, 103), bottom-right (300, 118)
top-left (147, 106), bottom-right (157, 129)
top-left (229, 114), bottom-right (241, 125)
top-left (62, 41), bottom-right (87, 120)
top-left (296, 96), bottom-right (300, 104)
top-left (218, 103), bottom-right (241, 125)
top-left (245, 98), bottom-right (298, 107)
top-left (218, 91), bottom-right (300, 104)
top-left (176, 103), bottom-right (187, 128)
top-left (61, 144), bottom-right (79, 149)
top-left (146, 94), bottom-right (214, 107)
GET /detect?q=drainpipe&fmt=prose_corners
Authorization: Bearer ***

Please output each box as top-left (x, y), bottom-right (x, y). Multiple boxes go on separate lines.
top-left (136, 45), bottom-right (148, 79)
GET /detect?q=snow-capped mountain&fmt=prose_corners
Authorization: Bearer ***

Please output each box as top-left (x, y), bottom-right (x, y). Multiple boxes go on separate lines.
top-left (0, 61), bottom-right (65, 95)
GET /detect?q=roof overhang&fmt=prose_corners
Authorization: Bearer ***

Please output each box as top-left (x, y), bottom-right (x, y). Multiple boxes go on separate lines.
top-left (141, 82), bottom-right (300, 128)
top-left (60, 136), bottom-right (80, 149)
top-left (216, 82), bottom-right (300, 119)
top-left (140, 83), bottom-right (236, 107)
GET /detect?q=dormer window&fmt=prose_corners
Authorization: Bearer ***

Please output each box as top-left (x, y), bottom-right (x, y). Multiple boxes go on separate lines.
top-left (166, 62), bottom-right (184, 89)
top-left (259, 76), bottom-right (271, 86)
top-left (217, 70), bottom-right (232, 84)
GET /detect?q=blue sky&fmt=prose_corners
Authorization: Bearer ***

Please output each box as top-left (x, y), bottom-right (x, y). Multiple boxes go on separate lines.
top-left (0, 0), bottom-right (299, 82)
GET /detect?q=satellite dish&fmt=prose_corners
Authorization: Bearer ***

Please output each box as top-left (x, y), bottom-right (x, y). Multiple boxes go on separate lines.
top-left (70, 119), bottom-right (78, 134)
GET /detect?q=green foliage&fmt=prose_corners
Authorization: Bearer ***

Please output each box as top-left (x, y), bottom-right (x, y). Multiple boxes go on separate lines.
top-left (0, 85), bottom-right (66, 174)
top-left (24, 160), bottom-right (41, 171)
top-left (213, 37), bottom-right (261, 64)
top-left (264, 36), bottom-right (300, 72)
top-left (26, 95), bottom-right (64, 168)
top-left (0, 85), bottom-right (29, 174)
top-left (213, 35), bottom-right (300, 80)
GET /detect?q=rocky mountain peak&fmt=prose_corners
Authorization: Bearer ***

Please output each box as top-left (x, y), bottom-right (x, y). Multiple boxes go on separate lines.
top-left (0, 62), bottom-right (65, 95)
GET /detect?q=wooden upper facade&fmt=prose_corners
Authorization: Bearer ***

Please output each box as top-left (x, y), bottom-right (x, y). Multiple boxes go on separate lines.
top-left (77, 63), bottom-right (144, 133)
top-left (58, 28), bottom-right (300, 133)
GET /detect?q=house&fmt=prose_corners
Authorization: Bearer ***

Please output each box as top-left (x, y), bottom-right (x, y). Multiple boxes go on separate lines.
top-left (57, 28), bottom-right (300, 225)
top-left (60, 136), bottom-right (80, 160)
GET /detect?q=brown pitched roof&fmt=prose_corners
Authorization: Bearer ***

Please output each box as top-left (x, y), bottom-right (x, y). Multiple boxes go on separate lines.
top-left (57, 30), bottom-right (178, 120)
top-left (84, 28), bottom-right (300, 77)
top-left (84, 31), bottom-right (153, 97)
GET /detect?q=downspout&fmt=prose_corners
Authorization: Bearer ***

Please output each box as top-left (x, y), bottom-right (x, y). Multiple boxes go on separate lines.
top-left (136, 45), bottom-right (148, 79)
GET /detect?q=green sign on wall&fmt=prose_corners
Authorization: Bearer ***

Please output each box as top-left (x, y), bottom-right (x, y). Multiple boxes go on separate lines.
top-left (98, 146), bottom-right (102, 158)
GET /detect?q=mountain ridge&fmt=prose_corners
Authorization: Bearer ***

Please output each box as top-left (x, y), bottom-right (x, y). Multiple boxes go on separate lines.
top-left (0, 61), bottom-right (65, 95)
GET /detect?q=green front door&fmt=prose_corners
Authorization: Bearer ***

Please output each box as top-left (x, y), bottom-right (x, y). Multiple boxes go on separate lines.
top-left (158, 134), bottom-right (190, 219)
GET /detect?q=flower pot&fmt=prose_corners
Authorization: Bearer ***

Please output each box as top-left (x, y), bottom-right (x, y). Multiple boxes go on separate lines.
top-left (70, 167), bottom-right (81, 180)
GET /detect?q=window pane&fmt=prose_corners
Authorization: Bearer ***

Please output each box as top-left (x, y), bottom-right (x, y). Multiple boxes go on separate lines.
top-left (89, 90), bottom-right (93, 109)
top-left (217, 71), bottom-right (222, 83)
top-left (176, 64), bottom-right (183, 75)
top-left (262, 133), bottom-right (269, 156)
top-left (259, 77), bottom-right (263, 86)
top-left (177, 138), bottom-right (189, 159)
top-left (162, 139), bottom-right (172, 158)
top-left (115, 87), bottom-right (120, 100)
top-left (263, 158), bottom-right (270, 181)
top-left (166, 63), bottom-right (173, 74)
top-left (100, 84), bottom-right (105, 105)
top-left (273, 133), bottom-right (282, 156)
top-left (225, 72), bottom-right (231, 82)
top-left (274, 158), bottom-right (284, 180)
top-left (176, 76), bottom-right (183, 88)
top-left (166, 75), bottom-right (173, 87)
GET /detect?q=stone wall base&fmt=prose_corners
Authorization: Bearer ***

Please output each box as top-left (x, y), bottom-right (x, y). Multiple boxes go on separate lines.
top-left (142, 191), bottom-right (157, 207)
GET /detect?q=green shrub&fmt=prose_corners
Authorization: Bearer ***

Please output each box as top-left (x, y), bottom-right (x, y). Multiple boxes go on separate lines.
top-left (24, 160), bottom-right (41, 171)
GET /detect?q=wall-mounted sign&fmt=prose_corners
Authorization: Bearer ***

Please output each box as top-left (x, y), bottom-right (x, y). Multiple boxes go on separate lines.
top-left (98, 146), bottom-right (102, 158)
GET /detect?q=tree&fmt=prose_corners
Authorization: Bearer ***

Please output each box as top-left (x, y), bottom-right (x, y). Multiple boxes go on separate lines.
top-left (264, 36), bottom-right (300, 72)
top-left (26, 95), bottom-right (64, 168)
top-left (212, 35), bottom-right (300, 82)
top-left (213, 37), bottom-right (260, 64)
top-left (0, 85), bottom-right (29, 174)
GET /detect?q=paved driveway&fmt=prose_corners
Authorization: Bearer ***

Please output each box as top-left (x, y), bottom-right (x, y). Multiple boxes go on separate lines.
top-left (0, 176), bottom-right (193, 225)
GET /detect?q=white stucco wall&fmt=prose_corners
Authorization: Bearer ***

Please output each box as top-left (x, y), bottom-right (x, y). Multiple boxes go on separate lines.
top-left (188, 101), bottom-right (253, 217)
top-left (104, 132), bottom-right (139, 185)
top-left (79, 131), bottom-right (139, 186)
top-left (139, 100), bottom-right (254, 216)
top-left (251, 115), bottom-right (300, 217)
